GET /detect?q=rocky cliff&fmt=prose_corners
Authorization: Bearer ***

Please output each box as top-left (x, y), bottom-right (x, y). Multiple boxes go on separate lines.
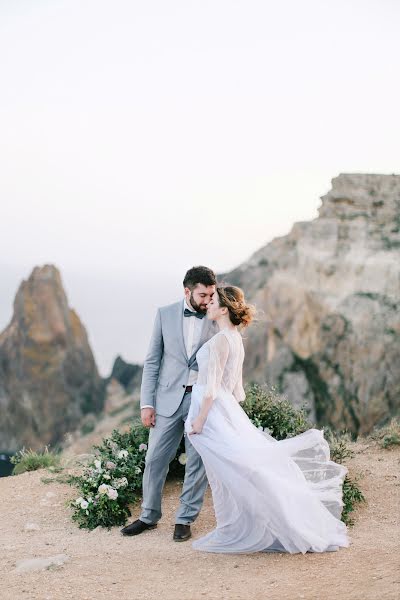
top-left (108, 356), bottom-right (143, 394)
top-left (223, 174), bottom-right (400, 434)
top-left (0, 265), bottom-right (105, 453)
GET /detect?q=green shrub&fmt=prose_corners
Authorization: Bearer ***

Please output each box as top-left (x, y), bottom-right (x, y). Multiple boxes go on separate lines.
top-left (67, 423), bottom-right (149, 529)
top-left (11, 446), bottom-right (61, 475)
top-left (241, 384), bottom-right (309, 439)
top-left (371, 418), bottom-right (400, 449)
top-left (318, 428), bottom-right (365, 525)
top-left (167, 437), bottom-right (187, 479)
top-left (341, 475), bottom-right (365, 525)
top-left (323, 428), bottom-right (354, 463)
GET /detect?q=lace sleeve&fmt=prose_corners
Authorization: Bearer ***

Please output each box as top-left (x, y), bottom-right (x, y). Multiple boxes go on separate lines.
top-left (233, 358), bottom-right (246, 403)
top-left (204, 333), bottom-right (230, 400)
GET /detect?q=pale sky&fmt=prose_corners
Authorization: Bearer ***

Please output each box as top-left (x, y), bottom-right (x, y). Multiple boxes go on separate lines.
top-left (0, 0), bottom-right (399, 375)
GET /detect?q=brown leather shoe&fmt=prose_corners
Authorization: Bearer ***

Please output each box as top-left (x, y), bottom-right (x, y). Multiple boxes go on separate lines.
top-left (120, 519), bottom-right (157, 536)
top-left (173, 524), bottom-right (191, 542)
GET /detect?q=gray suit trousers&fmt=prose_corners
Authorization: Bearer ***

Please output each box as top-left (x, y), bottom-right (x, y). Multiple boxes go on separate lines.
top-left (139, 391), bottom-right (208, 525)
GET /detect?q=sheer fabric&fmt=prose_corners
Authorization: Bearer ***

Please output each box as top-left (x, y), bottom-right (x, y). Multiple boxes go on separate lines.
top-left (196, 330), bottom-right (245, 403)
top-left (185, 328), bottom-right (349, 554)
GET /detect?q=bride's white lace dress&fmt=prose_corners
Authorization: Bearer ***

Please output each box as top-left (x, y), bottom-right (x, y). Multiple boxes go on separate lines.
top-left (185, 327), bottom-right (350, 554)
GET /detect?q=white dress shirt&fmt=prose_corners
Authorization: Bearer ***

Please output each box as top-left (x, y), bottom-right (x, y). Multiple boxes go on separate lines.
top-left (183, 299), bottom-right (204, 386)
top-left (141, 299), bottom-right (205, 410)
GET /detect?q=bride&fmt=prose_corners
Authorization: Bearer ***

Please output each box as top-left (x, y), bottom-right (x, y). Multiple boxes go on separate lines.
top-left (186, 286), bottom-right (350, 554)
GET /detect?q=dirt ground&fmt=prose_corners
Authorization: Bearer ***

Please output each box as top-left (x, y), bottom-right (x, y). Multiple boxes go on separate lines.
top-left (1, 441), bottom-right (399, 600)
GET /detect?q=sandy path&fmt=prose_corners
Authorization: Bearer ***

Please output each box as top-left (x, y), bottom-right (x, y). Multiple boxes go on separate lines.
top-left (1, 442), bottom-right (399, 600)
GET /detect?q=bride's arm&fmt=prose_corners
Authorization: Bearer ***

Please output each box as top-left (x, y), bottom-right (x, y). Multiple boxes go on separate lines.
top-left (189, 334), bottom-right (229, 434)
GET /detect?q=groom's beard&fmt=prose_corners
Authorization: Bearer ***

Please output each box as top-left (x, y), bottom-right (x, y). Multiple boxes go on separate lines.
top-left (189, 293), bottom-right (207, 314)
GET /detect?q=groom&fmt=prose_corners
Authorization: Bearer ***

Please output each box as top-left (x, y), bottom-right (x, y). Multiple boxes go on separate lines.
top-left (121, 266), bottom-right (218, 541)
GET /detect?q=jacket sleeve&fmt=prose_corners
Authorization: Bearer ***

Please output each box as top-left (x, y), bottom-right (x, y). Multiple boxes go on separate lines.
top-left (140, 309), bottom-right (163, 409)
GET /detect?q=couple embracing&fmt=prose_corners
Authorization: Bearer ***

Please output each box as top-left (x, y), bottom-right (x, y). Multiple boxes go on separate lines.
top-left (121, 266), bottom-right (349, 554)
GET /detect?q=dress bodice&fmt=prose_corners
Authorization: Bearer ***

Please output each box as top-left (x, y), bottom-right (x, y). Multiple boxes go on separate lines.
top-left (196, 327), bottom-right (246, 402)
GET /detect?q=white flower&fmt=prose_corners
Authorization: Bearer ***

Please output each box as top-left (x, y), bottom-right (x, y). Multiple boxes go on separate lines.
top-left (107, 487), bottom-right (118, 500)
top-left (107, 439), bottom-right (119, 451)
top-left (87, 497), bottom-right (93, 503)
top-left (75, 497), bottom-right (90, 510)
top-left (118, 450), bottom-right (128, 459)
top-left (98, 484), bottom-right (109, 495)
top-left (111, 476), bottom-right (128, 489)
top-left (103, 473), bottom-right (111, 480)
top-left (106, 461), bottom-right (116, 470)
top-left (94, 459), bottom-right (102, 472)
top-left (135, 466), bottom-right (141, 474)
top-left (178, 453), bottom-right (187, 466)
top-left (138, 443), bottom-right (147, 452)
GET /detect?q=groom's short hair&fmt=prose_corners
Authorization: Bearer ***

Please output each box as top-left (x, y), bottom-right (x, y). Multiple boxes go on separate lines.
top-left (183, 266), bottom-right (217, 290)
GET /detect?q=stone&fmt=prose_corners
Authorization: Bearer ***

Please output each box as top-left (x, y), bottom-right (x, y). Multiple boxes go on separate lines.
top-left (15, 554), bottom-right (69, 573)
top-left (0, 265), bottom-right (105, 453)
top-left (222, 174), bottom-right (400, 433)
top-left (108, 355), bottom-right (143, 393)
top-left (103, 378), bottom-right (129, 414)
top-left (24, 523), bottom-right (40, 531)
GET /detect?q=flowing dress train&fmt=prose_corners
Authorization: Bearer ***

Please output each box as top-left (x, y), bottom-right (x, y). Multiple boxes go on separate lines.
top-left (185, 328), bottom-right (350, 554)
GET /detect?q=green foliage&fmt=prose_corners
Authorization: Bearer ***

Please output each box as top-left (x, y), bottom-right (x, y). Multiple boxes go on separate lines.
top-left (167, 437), bottom-right (186, 479)
top-left (67, 423), bottom-right (149, 529)
top-left (371, 418), bottom-right (400, 449)
top-left (241, 384), bottom-right (309, 439)
top-left (10, 446), bottom-right (61, 475)
top-left (41, 474), bottom-right (71, 485)
top-left (320, 428), bottom-right (365, 525)
top-left (323, 428), bottom-right (354, 463)
top-left (341, 475), bottom-right (365, 525)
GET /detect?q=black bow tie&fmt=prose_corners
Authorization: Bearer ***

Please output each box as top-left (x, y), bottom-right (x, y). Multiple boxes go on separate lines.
top-left (184, 308), bottom-right (205, 319)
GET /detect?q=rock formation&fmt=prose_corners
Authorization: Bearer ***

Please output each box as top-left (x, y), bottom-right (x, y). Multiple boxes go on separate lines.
top-left (108, 355), bottom-right (143, 393)
top-left (0, 265), bottom-right (105, 453)
top-left (223, 174), bottom-right (400, 434)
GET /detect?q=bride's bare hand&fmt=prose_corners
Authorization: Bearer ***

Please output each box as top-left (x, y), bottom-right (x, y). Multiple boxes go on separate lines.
top-left (189, 416), bottom-right (205, 435)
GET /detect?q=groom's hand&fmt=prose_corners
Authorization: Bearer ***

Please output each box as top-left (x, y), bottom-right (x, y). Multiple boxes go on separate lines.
top-left (141, 407), bottom-right (156, 428)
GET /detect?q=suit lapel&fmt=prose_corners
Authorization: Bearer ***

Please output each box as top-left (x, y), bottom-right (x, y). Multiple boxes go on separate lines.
top-left (177, 300), bottom-right (188, 360)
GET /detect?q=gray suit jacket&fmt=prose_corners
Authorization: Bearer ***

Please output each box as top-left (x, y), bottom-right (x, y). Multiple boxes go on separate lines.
top-left (140, 300), bottom-right (218, 417)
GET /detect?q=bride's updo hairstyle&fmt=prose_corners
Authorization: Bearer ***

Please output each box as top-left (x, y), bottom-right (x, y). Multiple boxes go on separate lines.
top-left (216, 286), bottom-right (255, 328)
